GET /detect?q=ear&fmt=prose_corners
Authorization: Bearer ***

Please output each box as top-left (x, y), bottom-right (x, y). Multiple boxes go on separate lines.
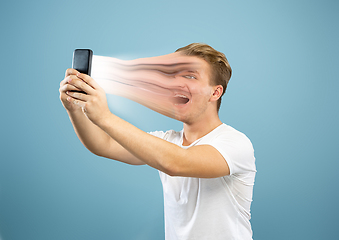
top-left (210, 85), bottom-right (223, 102)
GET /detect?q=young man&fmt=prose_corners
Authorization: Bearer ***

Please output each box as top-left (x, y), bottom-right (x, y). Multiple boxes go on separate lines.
top-left (59, 43), bottom-right (256, 240)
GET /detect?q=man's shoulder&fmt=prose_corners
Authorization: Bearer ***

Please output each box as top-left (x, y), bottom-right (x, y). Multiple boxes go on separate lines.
top-left (200, 124), bottom-right (254, 160)
top-left (208, 124), bottom-right (256, 174)
top-left (203, 124), bottom-right (252, 144)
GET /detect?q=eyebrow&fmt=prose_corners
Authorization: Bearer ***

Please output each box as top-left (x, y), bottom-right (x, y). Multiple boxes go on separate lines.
top-left (186, 70), bottom-right (200, 75)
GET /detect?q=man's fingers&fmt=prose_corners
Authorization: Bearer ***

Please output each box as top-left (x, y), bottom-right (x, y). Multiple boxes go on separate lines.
top-left (60, 81), bottom-right (82, 93)
top-left (66, 91), bottom-right (89, 102)
top-left (76, 72), bottom-right (101, 90)
top-left (61, 69), bottom-right (80, 87)
top-left (67, 75), bottom-right (95, 95)
top-left (65, 68), bottom-right (79, 78)
top-left (63, 69), bottom-right (102, 94)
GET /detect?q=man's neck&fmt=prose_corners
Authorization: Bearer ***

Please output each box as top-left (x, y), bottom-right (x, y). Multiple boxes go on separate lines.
top-left (182, 115), bottom-right (222, 146)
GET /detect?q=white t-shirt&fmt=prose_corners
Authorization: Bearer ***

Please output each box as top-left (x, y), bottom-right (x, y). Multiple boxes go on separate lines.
top-left (150, 124), bottom-right (256, 240)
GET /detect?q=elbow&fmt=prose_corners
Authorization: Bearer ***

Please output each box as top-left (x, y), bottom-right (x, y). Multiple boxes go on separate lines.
top-left (81, 142), bottom-right (98, 155)
top-left (84, 144), bottom-right (107, 159)
top-left (88, 148), bottom-right (102, 157)
top-left (163, 167), bottom-right (179, 177)
top-left (163, 168), bottom-right (178, 177)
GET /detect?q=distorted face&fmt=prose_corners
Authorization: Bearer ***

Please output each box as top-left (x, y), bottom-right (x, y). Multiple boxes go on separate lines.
top-left (92, 52), bottom-right (220, 123)
top-left (167, 55), bottom-right (217, 123)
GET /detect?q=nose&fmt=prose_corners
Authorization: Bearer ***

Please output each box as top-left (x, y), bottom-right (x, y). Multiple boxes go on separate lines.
top-left (166, 77), bottom-right (187, 92)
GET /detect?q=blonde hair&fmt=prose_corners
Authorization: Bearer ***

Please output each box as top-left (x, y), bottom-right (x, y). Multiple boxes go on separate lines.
top-left (175, 43), bottom-right (232, 111)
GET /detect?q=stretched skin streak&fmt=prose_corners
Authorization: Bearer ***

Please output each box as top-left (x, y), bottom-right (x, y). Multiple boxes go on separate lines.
top-left (91, 53), bottom-right (205, 120)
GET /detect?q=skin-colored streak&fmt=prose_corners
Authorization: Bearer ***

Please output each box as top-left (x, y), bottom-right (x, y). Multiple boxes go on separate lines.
top-left (106, 62), bottom-right (195, 75)
top-left (91, 53), bottom-right (208, 120)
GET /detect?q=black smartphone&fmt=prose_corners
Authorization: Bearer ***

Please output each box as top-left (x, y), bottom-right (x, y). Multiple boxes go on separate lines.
top-left (72, 49), bottom-right (93, 76)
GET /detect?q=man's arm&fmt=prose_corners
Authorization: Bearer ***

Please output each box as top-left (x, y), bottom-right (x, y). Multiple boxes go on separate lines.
top-left (64, 70), bottom-right (230, 178)
top-left (59, 69), bottom-right (145, 165)
top-left (97, 113), bottom-right (230, 178)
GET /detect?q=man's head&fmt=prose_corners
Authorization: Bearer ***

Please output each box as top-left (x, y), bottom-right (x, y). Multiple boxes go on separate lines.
top-left (175, 43), bottom-right (232, 111)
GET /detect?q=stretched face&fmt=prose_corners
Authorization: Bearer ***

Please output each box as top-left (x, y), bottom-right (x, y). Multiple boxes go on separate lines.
top-left (167, 56), bottom-right (216, 122)
top-left (91, 53), bottom-right (216, 122)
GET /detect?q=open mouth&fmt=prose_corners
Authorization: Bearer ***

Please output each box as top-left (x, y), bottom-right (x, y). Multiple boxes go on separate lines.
top-left (173, 94), bottom-right (190, 105)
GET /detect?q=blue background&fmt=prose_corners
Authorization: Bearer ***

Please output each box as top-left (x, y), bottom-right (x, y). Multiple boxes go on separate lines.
top-left (1, 0), bottom-right (338, 239)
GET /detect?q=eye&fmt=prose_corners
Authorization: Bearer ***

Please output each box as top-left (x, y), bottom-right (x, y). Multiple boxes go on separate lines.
top-left (183, 75), bottom-right (196, 79)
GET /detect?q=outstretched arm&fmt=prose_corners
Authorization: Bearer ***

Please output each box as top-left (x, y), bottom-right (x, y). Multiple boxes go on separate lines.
top-left (59, 69), bottom-right (145, 165)
top-left (64, 71), bottom-right (230, 178)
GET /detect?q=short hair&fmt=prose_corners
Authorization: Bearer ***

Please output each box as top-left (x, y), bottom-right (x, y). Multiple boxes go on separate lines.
top-left (175, 43), bottom-right (232, 111)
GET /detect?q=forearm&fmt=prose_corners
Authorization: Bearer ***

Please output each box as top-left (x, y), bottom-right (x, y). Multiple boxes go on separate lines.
top-left (97, 113), bottom-right (186, 175)
top-left (67, 109), bottom-right (145, 165)
top-left (67, 108), bottom-right (112, 155)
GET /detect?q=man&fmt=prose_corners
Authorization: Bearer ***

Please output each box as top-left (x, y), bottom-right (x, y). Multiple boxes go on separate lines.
top-left (59, 43), bottom-right (256, 240)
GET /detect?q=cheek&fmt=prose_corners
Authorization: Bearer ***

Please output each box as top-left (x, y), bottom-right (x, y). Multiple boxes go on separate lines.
top-left (190, 83), bottom-right (213, 97)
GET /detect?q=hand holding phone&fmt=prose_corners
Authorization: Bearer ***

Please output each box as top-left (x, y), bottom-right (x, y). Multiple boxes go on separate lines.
top-left (71, 49), bottom-right (93, 94)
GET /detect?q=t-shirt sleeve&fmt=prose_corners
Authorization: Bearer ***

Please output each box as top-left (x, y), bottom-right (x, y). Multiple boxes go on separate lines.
top-left (148, 130), bottom-right (166, 139)
top-left (148, 130), bottom-right (181, 144)
top-left (208, 132), bottom-right (256, 175)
